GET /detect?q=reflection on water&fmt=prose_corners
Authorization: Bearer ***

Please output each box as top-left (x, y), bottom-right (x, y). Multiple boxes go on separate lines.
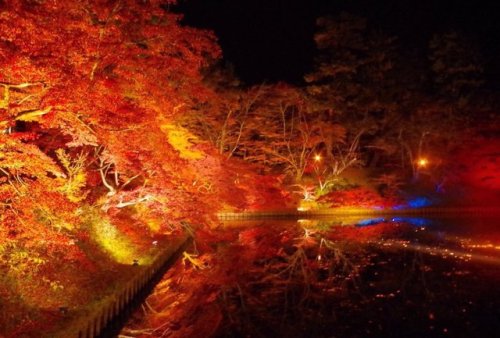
top-left (216, 215), bottom-right (500, 338)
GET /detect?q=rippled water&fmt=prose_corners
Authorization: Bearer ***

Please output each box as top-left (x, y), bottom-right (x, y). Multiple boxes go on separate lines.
top-left (215, 215), bottom-right (500, 338)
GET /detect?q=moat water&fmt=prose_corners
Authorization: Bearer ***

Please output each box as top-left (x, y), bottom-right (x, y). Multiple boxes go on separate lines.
top-left (213, 214), bottom-right (500, 337)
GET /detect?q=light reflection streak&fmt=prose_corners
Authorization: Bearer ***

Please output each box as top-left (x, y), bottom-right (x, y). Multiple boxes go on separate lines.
top-left (295, 218), bottom-right (500, 265)
top-left (375, 239), bottom-right (500, 265)
top-left (466, 243), bottom-right (500, 250)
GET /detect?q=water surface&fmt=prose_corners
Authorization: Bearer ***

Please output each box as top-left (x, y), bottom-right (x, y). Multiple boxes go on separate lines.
top-left (215, 214), bottom-right (500, 337)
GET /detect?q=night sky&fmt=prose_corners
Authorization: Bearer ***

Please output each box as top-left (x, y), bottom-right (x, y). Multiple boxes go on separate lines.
top-left (176, 0), bottom-right (500, 88)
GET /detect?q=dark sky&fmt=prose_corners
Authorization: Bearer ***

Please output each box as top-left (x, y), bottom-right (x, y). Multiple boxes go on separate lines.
top-left (176, 0), bottom-right (500, 87)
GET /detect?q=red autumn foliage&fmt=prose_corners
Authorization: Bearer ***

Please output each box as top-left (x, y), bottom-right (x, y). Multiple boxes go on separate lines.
top-left (0, 1), bottom-right (234, 335)
top-left (318, 186), bottom-right (398, 209)
top-left (0, 0), bottom-right (224, 251)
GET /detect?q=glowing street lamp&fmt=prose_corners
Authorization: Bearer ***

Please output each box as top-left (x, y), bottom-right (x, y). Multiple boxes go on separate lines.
top-left (417, 158), bottom-right (428, 168)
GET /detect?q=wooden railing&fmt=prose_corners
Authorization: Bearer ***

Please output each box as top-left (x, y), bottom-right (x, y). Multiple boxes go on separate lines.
top-left (217, 206), bottom-right (500, 220)
top-left (50, 233), bottom-right (192, 338)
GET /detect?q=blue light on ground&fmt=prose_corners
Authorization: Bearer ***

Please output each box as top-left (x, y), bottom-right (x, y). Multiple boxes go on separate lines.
top-left (407, 197), bottom-right (433, 208)
top-left (393, 196), bottom-right (434, 210)
top-left (357, 218), bottom-right (386, 226)
top-left (356, 216), bottom-right (432, 227)
top-left (390, 217), bottom-right (432, 227)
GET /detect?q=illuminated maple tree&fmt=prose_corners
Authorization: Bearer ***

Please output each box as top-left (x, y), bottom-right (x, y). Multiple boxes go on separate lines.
top-left (0, 4), bottom-right (224, 328)
top-left (0, 0), bottom-right (221, 222)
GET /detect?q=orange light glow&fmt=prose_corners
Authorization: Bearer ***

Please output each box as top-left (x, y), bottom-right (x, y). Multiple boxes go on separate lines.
top-left (314, 154), bottom-right (322, 162)
top-left (417, 158), bottom-right (428, 168)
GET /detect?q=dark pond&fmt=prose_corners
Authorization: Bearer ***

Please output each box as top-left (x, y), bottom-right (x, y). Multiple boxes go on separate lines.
top-left (214, 214), bottom-right (500, 338)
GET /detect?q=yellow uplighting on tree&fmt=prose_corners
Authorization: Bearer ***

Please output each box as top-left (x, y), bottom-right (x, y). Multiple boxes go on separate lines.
top-left (314, 154), bottom-right (322, 162)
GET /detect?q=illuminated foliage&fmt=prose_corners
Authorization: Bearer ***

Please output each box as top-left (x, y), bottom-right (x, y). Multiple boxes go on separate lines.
top-left (0, 1), bottom-right (226, 334)
top-left (0, 0), bottom-right (222, 223)
top-left (56, 149), bottom-right (89, 202)
top-left (162, 124), bottom-right (204, 160)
